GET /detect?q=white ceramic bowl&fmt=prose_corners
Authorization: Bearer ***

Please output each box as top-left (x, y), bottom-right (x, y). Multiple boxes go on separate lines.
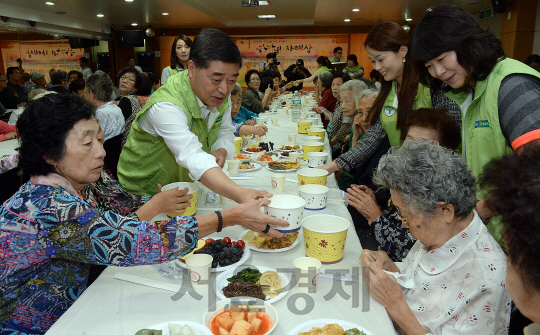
top-left (256, 117), bottom-right (269, 125)
top-left (306, 117), bottom-right (319, 125)
top-left (307, 152), bottom-right (329, 167)
top-left (298, 184), bottom-right (329, 210)
top-left (264, 194), bottom-right (306, 233)
top-left (203, 297), bottom-right (278, 335)
top-left (306, 136), bottom-right (321, 143)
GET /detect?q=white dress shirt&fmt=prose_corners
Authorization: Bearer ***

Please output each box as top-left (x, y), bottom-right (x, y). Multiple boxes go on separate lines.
top-left (396, 211), bottom-right (511, 334)
top-left (161, 66), bottom-right (184, 85)
top-left (138, 96), bottom-right (235, 181)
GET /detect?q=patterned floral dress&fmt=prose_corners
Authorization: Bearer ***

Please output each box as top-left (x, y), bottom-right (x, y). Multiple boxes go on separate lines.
top-left (0, 171), bottom-right (198, 334)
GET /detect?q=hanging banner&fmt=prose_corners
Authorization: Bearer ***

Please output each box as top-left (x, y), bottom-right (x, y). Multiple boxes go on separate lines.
top-left (232, 36), bottom-right (348, 87)
top-left (1, 40), bottom-right (84, 77)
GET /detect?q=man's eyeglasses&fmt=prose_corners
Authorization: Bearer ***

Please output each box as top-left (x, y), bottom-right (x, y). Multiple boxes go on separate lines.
top-left (120, 76), bottom-right (136, 83)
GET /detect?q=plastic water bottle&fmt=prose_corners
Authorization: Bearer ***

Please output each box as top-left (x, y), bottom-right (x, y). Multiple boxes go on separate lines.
top-left (291, 91), bottom-right (302, 122)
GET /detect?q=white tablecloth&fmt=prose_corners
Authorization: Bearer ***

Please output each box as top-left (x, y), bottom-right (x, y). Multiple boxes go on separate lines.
top-left (0, 138), bottom-right (18, 157)
top-left (45, 112), bottom-right (394, 335)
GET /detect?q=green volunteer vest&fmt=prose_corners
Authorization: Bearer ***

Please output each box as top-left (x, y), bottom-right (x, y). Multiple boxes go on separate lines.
top-left (117, 70), bottom-right (228, 195)
top-left (380, 81), bottom-right (433, 146)
top-left (168, 66), bottom-right (180, 76)
top-left (458, 58), bottom-right (540, 244)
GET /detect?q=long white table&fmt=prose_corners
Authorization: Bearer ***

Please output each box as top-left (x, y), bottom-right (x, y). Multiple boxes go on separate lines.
top-left (45, 112), bottom-right (394, 335)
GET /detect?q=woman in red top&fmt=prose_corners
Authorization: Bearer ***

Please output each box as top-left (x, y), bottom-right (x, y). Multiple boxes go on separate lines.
top-left (314, 70), bottom-right (337, 129)
top-left (0, 120), bottom-right (17, 142)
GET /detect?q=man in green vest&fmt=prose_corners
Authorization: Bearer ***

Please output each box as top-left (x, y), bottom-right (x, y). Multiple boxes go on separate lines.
top-left (118, 28), bottom-right (275, 208)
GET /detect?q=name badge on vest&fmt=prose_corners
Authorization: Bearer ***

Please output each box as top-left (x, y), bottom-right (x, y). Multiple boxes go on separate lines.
top-left (383, 106), bottom-right (397, 119)
top-left (474, 120), bottom-right (490, 128)
top-left (216, 116), bottom-right (223, 123)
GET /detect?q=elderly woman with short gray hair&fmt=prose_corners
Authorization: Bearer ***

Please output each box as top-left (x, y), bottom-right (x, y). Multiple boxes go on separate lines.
top-left (360, 140), bottom-right (510, 335)
top-left (86, 73), bottom-right (125, 142)
top-left (313, 71), bottom-right (337, 129)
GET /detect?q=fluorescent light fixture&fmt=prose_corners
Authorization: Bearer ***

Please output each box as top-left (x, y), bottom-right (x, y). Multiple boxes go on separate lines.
top-left (45, 1), bottom-right (55, 4)
top-left (344, 19), bottom-right (351, 22)
top-left (259, 0), bottom-right (269, 4)
top-left (258, 15), bottom-right (276, 18)
top-left (131, 23), bottom-right (138, 26)
top-left (405, 18), bottom-right (412, 21)
top-left (97, 14), bottom-right (104, 17)
top-left (162, 12), bottom-right (169, 15)
top-left (352, 8), bottom-right (359, 12)
top-left (125, 0), bottom-right (133, 2)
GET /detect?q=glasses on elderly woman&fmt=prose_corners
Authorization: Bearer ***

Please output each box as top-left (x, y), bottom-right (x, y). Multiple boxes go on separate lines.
top-left (391, 200), bottom-right (419, 225)
top-left (120, 76), bottom-right (136, 83)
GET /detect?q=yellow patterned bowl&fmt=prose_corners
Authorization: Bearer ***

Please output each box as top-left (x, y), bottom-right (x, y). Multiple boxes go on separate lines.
top-left (307, 129), bottom-right (326, 142)
top-left (302, 215), bottom-right (350, 264)
top-left (302, 143), bottom-right (324, 160)
top-left (161, 182), bottom-right (199, 217)
top-left (297, 168), bottom-right (327, 187)
top-left (297, 121), bottom-right (313, 134)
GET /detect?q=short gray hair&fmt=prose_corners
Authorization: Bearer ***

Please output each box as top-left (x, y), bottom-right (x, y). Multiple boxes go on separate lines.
top-left (340, 80), bottom-right (367, 106)
top-left (318, 71), bottom-right (333, 88)
top-left (29, 88), bottom-right (47, 100)
top-left (358, 85), bottom-right (381, 107)
top-left (373, 140), bottom-right (477, 219)
top-left (231, 83), bottom-right (242, 97)
top-left (86, 73), bottom-right (113, 102)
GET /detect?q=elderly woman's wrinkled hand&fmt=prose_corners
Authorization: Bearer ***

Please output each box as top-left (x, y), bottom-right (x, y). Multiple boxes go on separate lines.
top-left (253, 125), bottom-right (268, 136)
top-left (363, 257), bottom-right (405, 311)
top-left (245, 119), bottom-right (257, 126)
top-left (360, 249), bottom-right (400, 273)
top-left (345, 185), bottom-right (383, 225)
top-left (154, 185), bottom-right (193, 215)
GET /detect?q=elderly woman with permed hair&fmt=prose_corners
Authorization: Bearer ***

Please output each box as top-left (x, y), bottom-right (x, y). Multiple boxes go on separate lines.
top-left (360, 140), bottom-right (510, 334)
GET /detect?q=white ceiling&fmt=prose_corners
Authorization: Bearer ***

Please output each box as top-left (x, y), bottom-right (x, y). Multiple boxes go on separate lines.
top-left (0, 0), bottom-right (497, 39)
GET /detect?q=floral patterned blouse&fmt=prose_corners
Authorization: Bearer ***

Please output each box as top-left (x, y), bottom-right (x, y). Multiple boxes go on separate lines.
top-left (396, 212), bottom-right (511, 334)
top-left (370, 208), bottom-right (416, 262)
top-left (0, 171), bottom-right (198, 334)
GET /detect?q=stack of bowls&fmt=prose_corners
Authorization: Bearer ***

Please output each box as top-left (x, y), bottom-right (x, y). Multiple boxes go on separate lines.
top-left (302, 215), bottom-right (350, 264)
top-left (307, 128), bottom-right (325, 142)
top-left (302, 142), bottom-right (324, 160)
top-left (297, 120), bottom-right (313, 134)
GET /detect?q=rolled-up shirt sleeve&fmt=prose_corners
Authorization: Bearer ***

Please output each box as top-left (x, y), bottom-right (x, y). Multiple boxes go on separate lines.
top-left (211, 101), bottom-right (236, 159)
top-left (139, 102), bottom-right (220, 181)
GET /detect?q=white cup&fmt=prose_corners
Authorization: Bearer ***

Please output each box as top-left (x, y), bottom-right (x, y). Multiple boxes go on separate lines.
top-left (257, 117), bottom-right (268, 125)
top-left (294, 257), bottom-right (322, 293)
top-left (271, 116), bottom-right (278, 126)
top-left (288, 133), bottom-right (297, 144)
top-left (226, 159), bottom-right (241, 175)
top-left (241, 136), bottom-right (252, 149)
top-left (271, 173), bottom-right (285, 192)
top-left (307, 152), bottom-right (329, 168)
top-left (185, 254), bottom-right (213, 289)
top-left (289, 152), bottom-right (303, 163)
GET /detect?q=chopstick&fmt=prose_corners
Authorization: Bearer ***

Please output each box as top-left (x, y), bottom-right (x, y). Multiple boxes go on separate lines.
top-left (327, 199), bottom-right (346, 202)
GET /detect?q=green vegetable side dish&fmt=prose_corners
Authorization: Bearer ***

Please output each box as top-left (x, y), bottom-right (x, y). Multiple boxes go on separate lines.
top-left (344, 328), bottom-right (366, 335)
top-left (269, 164), bottom-right (285, 170)
top-left (227, 268), bottom-right (262, 283)
top-left (135, 330), bottom-right (162, 335)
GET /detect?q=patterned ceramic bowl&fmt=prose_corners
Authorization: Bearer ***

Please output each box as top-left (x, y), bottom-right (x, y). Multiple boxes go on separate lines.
top-left (264, 194), bottom-right (306, 233)
top-left (297, 121), bottom-right (313, 134)
top-left (302, 143), bottom-right (324, 160)
top-left (302, 215), bottom-right (350, 264)
top-left (297, 168), bottom-right (327, 187)
top-left (298, 184), bottom-right (329, 210)
top-left (162, 182), bottom-right (199, 216)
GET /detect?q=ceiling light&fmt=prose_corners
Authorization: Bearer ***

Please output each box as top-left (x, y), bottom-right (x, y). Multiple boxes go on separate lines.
top-left (45, 1), bottom-right (55, 5)
top-left (258, 15), bottom-right (275, 18)
top-left (259, 0), bottom-right (269, 4)
top-left (162, 12), bottom-right (169, 15)
top-left (131, 23), bottom-right (138, 26)
top-left (125, 0), bottom-right (133, 2)
top-left (405, 18), bottom-right (412, 21)
top-left (344, 19), bottom-right (351, 22)
top-left (352, 8), bottom-right (359, 12)
top-left (97, 14), bottom-right (104, 17)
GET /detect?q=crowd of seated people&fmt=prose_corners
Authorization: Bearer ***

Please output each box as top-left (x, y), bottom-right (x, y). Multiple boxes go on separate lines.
top-left (1, 6), bottom-right (540, 334)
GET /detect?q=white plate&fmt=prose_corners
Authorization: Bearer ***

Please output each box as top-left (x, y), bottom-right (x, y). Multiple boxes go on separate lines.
top-left (238, 229), bottom-right (301, 253)
top-left (287, 319), bottom-right (375, 335)
top-left (276, 145), bottom-right (302, 152)
top-left (145, 320), bottom-right (213, 335)
top-left (239, 162), bottom-right (262, 172)
top-left (213, 265), bottom-right (291, 304)
top-left (175, 238), bottom-right (251, 273)
top-left (265, 164), bottom-right (301, 173)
